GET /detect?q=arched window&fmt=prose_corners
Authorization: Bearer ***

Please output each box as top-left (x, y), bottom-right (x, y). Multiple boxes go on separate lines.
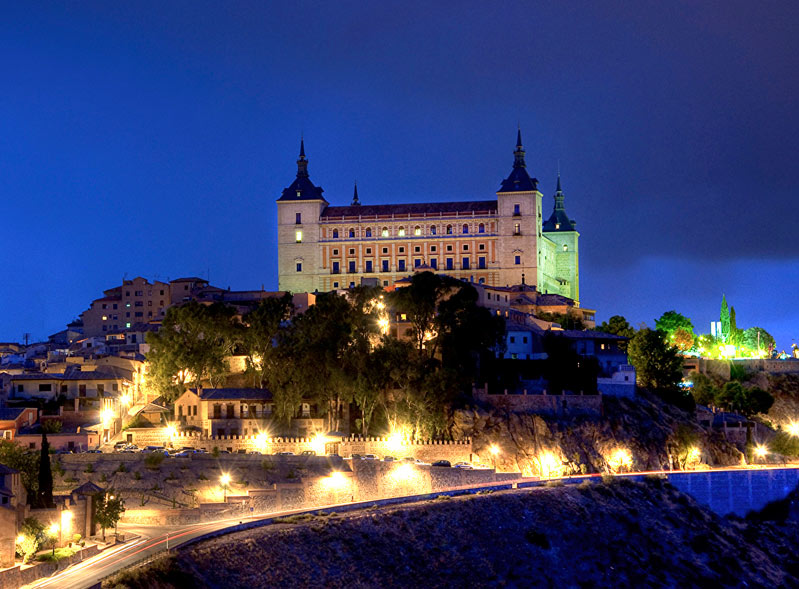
top-left (414, 226), bottom-right (421, 236)
top-left (462, 224), bottom-right (469, 234)
top-left (398, 226), bottom-right (406, 237)
top-left (563, 244), bottom-right (568, 251)
top-left (365, 228), bottom-right (372, 238)
top-left (446, 225), bottom-right (453, 234)
top-left (332, 229), bottom-right (339, 239)
top-left (349, 228), bottom-right (355, 238)
top-left (478, 223), bottom-right (485, 234)
top-left (430, 225), bottom-right (437, 235)
top-left (381, 227), bottom-right (389, 237)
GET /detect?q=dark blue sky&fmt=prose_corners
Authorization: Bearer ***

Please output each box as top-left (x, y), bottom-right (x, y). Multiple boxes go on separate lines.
top-left (2, 1), bottom-right (797, 348)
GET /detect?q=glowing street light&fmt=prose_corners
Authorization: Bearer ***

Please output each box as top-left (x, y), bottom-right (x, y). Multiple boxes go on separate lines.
top-left (16, 535), bottom-right (24, 545)
top-left (120, 393), bottom-right (132, 407)
top-left (607, 448), bottom-right (632, 473)
top-left (220, 473), bottom-right (231, 501)
top-left (255, 431), bottom-right (269, 453)
top-left (165, 423), bottom-right (177, 439)
top-left (754, 445), bottom-right (768, 462)
top-left (311, 433), bottom-right (327, 455)
top-left (787, 422), bottom-right (799, 437)
top-left (48, 523), bottom-right (59, 556)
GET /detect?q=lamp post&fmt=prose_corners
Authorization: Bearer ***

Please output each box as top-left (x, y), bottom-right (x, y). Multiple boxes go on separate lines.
top-left (48, 523), bottom-right (59, 556)
top-left (489, 444), bottom-right (500, 470)
top-left (220, 474), bottom-right (230, 502)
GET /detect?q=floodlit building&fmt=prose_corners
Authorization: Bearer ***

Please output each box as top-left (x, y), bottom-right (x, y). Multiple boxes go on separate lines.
top-left (277, 131), bottom-right (580, 300)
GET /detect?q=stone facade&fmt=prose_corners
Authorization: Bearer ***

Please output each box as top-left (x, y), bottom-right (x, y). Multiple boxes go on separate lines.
top-left (277, 132), bottom-right (580, 301)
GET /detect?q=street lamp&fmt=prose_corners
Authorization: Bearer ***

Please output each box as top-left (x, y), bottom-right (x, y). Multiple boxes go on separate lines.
top-left (48, 523), bottom-right (59, 556)
top-left (754, 445), bottom-right (768, 463)
top-left (489, 444), bottom-right (500, 469)
top-left (220, 474), bottom-right (231, 501)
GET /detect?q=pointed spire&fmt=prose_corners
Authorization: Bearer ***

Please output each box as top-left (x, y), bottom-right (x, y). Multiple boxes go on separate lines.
top-left (352, 181), bottom-right (360, 206)
top-left (513, 127), bottom-right (526, 169)
top-left (296, 137), bottom-right (308, 178)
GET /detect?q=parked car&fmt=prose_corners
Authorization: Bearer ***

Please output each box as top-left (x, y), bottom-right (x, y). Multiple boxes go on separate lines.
top-left (113, 441), bottom-right (127, 450)
top-left (383, 456), bottom-right (396, 462)
top-left (453, 462), bottom-right (473, 470)
top-left (431, 460), bottom-right (451, 467)
top-left (301, 450), bottom-right (316, 456)
top-left (362, 454), bottom-right (379, 460)
top-left (275, 451), bottom-right (295, 456)
top-left (85, 449), bottom-right (103, 454)
top-left (402, 457), bottom-right (426, 465)
top-left (349, 454), bottom-right (363, 460)
top-left (194, 448), bottom-right (208, 454)
top-left (172, 450), bottom-right (194, 458)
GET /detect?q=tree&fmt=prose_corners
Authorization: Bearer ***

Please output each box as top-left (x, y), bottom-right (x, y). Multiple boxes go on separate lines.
top-left (37, 432), bottom-right (54, 508)
top-left (741, 327), bottom-right (776, 356)
top-left (720, 295), bottom-right (731, 343)
top-left (672, 327), bottom-right (695, 352)
top-left (241, 294), bottom-right (294, 389)
top-left (627, 328), bottom-right (691, 409)
top-left (536, 312), bottom-right (585, 331)
top-left (147, 301), bottom-right (239, 402)
top-left (16, 517), bottom-right (45, 564)
top-left (770, 431), bottom-right (799, 458)
top-left (0, 440), bottom-right (39, 505)
top-left (689, 372), bottom-right (719, 407)
top-left (655, 310), bottom-right (694, 339)
top-left (597, 315), bottom-right (635, 338)
top-left (715, 382), bottom-right (774, 417)
top-left (95, 491), bottom-right (125, 542)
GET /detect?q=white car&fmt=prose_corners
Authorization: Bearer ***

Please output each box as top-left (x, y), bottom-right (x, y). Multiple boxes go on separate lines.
top-left (453, 462), bottom-right (473, 470)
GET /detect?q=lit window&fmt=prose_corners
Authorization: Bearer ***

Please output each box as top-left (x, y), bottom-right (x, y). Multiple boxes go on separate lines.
top-left (430, 226), bottom-right (437, 235)
top-left (296, 230), bottom-right (303, 243)
top-left (446, 225), bottom-right (452, 234)
top-left (381, 227), bottom-right (389, 237)
top-left (563, 244), bottom-right (568, 251)
top-left (514, 223), bottom-right (520, 235)
top-left (102, 316), bottom-right (108, 321)
top-left (125, 322), bottom-right (131, 328)
top-left (398, 227), bottom-right (406, 237)
top-left (414, 226), bottom-right (421, 236)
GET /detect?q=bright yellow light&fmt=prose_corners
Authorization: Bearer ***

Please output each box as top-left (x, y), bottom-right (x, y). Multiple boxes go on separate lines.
top-left (489, 444), bottom-right (500, 456)
top-left (607, 448), bottom-right (632, 472)
top-left (61, 510), bottom-right (72, 526)
top-left (323, 470), bottom-right (349, 490)
top-left (16, 535), bottom-right (24, 545)
top-left (311, 433), bottom-right (327, 455)
top-left (48, 523), bottom-right (59, 536)
top-left (686, 446), bottom-right (701, 464)
top-left (390, 463), bottom-right (414, 482)
top-left (101, 408), bottom-right (114, 425)
top-left (120, 393), bottom-right (132, 406)
top-left (165, 424), bottom-right (177, 438)
top-left (536, 451), bottom-right (562, 478)
top-left (255, 431), bottom-right (269, 451)
top-left (754, 445), bottom-right (768, 458)
top-left (787, 422), bottom-right (799, 437)
top-left (377, 317), bottom-right (389, 334)
top-left (386, 432), bottom-right (405, 453)
top-left (220, 473), bottom-right (231, 486)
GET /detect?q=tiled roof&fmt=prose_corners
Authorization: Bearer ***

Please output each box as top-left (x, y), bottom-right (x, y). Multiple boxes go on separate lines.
top-left (555, 330), bottom-right (628, 341)
top-left (321, 200), bottom-right (498, 219)
top-left (171, 277), bottom-right (208, 283)
top-left (194, 388), bottom-right (274, 401)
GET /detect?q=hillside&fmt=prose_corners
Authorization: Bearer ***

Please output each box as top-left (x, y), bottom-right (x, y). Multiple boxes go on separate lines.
top-left (454, 389), bottom-right (742, 475)
top-left (105, 478), bottom-right (799, 589)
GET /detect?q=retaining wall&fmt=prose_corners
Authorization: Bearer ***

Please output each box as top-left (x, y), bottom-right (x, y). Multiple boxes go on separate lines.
top-left (473, 390), bottom-right (602, 416)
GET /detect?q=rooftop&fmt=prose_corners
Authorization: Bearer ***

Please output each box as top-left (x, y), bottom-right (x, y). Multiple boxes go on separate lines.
top-left (194, 388), bottom-right (274, 401)
top-left (321, 200), bottom-right (498, 220)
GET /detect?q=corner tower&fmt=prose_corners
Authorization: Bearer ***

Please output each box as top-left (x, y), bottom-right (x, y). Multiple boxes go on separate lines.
top-left (277, 139), bottom-right (328, 293)
top-left (542, 174), bottom-right (579, 302)
top-left (495, 129), bottom-right (544, 287)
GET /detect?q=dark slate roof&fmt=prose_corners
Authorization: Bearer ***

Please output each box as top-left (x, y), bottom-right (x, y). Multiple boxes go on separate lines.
top-left (498, 129), bottom-right (538, 193)
top-left (542, 176), bottom-right (577, 232)
top-left (536, 294), bottom-right (575, 306)
top-left (0, 408), bottom-right (27, 420)
top-left (278, 140), bottom-right (325, 202)
top-left (171, 277), bottom-right (208, 283)
top-left (322, 200), bottom-right (498, 219)
top-left (194, 388), bottom-right (274, 401)
top-left (72, 481), bottom-right (104, 495)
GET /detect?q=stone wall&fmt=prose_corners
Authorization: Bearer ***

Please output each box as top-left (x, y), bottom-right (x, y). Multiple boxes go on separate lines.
top-left (667, 467), bottom-right (799, 516)
top-left (124, 429), bottom-right (473, 462)
top-left (684, 358), bottom-right (799, 380)
top-left (0, 544), bottom-right (99, 589)
top-left (473, 389), bottom-right (602, 416)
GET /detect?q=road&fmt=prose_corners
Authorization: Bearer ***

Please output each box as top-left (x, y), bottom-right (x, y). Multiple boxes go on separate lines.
top-left (23, 463), bottom-right (797, 589)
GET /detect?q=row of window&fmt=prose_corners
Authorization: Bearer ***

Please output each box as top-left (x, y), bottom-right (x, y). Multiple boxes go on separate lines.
top-left (101, 300), bottom-right (165, 310)
top-left (125, 289), bottom-right (166, 297)
top-left (19, 383), bottom-right (118, 393)
top-left (297, 254), bottom-right (523, 274)
top-left (332, 242), bottom-right (486, 256)
top-left (327, 223), bottom-right (491, 239)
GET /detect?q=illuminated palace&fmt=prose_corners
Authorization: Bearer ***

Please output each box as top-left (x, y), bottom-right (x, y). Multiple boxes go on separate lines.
top-left (277, 131), bottom-right (580, 301)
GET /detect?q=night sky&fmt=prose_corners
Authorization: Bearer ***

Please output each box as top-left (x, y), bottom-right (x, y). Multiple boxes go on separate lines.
top-left (2, 2), bottom-right (797, 348)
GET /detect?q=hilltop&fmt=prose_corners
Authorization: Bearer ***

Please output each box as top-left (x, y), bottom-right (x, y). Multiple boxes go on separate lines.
top-left (105, 478), bottom-right (799, 589)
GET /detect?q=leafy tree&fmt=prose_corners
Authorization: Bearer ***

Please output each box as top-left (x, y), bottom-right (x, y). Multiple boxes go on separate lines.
top-left (627, 328), bottom-right (691, 409)
top-left (241, 294), bottom-right (294, 389)
top-left (770, 431), bottom-right (799, 458)
top-left (536, 312), bottom-right (585, 331)
top-left (670, 425), bottom-right (701, 470)
top-left (741, 327), bottom-right (776, 356)
top-left (389, 271), bottom-right (457, 355)
top-left (95, 491), bottom-right (125, 541)
top-left (672, 327), bottom-right (695, 352)
top-left (720, 295), bottom-right (731, 343)
top-left (655, 310), bottom-right (694, 338)
top-left (597, 315), bottom-right (635, 338)
top-left (0, 440), bottom-right (38, 504)
top-left (16, 517), bottom-right (45, 564)
top-left (41, 420), bottom-right (62, 434)
top-left (37, 432), bottom-right (54, 508)
top-left (715, 382), bottom-right (774, 417)
top-left (147, 301), bottom-right (239, 402)
top-left (689, 372), bottom-right (719, 407)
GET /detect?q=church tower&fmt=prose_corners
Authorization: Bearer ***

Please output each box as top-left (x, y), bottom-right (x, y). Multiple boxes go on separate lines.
top-left (277, 140), bottom-right (328, 293)
top-left (542, 174), bottom-right (580, 302)
top-left (495, 129), bottom-right (544, 287)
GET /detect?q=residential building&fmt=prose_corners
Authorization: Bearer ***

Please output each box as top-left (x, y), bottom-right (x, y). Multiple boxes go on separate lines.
top-left (277, 131), bottom-right (580, 300)
top-left (0, 407), bottom-right (38, 440)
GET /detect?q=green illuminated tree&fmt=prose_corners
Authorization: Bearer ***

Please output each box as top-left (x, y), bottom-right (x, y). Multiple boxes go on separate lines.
top-left (655, 311), bottom-right (694, 339)
top-left (95, 491), bottom-right (125, 542)
top-left (16, 517), bottom-right (45, 564)
top-left (742, 327), bottom-right (776, 356)
top-left (715, 382), bottom-right (774, 417)
top-left (771, 431), bottom-right (799, 458)
top-left (0, 440), bottom-right (38, 504)
top-left (689, 372), bottom-right (719, 407)
top-left (672, 327), bottom-right (695, 352)
top-left (720, 295), bottom-right (731, 343)
top-left (597, 315), bottom-right (635, 338)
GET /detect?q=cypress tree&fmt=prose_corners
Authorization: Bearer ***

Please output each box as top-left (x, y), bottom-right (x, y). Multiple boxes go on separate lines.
top-left (720, 295), bottom-right (730, 343)
top-left (37, 431), bottom-right (54, 508)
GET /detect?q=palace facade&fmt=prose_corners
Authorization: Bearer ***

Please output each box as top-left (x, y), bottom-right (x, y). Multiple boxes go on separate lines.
top-left (277, 131), bottom-right (580, 301)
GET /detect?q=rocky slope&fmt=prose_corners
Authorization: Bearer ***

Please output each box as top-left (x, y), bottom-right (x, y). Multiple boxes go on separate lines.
top-left (105, 478), bottom-right (799, 589)
top-left (453, 389), bottom-right (742, 475)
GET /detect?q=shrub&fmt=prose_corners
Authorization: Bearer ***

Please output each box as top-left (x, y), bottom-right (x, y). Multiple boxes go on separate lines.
top-left (115, 462), bottom-right (128, 474)
top-left (212, 447), bottom-right (220, 458)
top-left (545, 480), bottom-right (564, 488)
top-left (84, 463), bottom-right (94, 473)
top-left (100, 473), bottom-right (108, 482)
top-left (134, 471), bottom-right (142, 480)
top-left (145, 453), bottom-right (165, 469)
top-left (261, 460), bottom-right (274, 471)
